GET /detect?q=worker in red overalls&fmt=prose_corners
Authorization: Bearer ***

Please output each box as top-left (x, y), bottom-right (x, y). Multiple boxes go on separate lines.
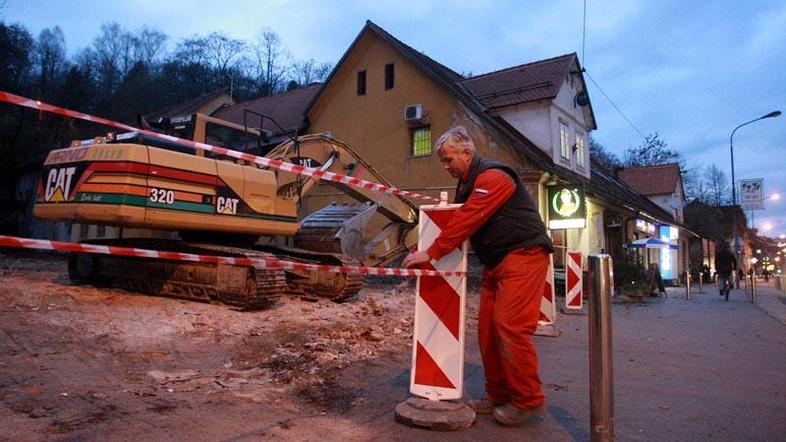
top-left (403, 126), bottom-right (554, 426)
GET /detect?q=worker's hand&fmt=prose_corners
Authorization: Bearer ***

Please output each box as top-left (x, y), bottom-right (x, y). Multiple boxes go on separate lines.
top-left (403, 251), bottom-right (431, 268)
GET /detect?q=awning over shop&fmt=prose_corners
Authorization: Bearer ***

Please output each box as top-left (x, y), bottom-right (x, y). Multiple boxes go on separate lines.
top-left (625, 237), bottom-right (678, 250)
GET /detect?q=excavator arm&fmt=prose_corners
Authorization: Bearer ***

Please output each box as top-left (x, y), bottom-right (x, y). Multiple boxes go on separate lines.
top-left (266, 134), bottom-right (417, 224)
top-left (266, 134), bottom-right (419, 266)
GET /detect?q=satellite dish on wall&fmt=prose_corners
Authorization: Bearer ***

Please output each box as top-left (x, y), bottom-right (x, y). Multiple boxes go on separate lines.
top-left (575, 92), bottom-right (590, 107)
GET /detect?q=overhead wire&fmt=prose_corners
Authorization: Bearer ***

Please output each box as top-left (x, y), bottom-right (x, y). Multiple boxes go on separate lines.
top-left (580, 0), bottom-right (648, 141)
top-left (582, 0), bottom-right (587, 66)
top-left (584, 71), bottom-right (648, 140)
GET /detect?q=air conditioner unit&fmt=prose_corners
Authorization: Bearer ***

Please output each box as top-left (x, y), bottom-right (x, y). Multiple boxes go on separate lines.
top-left (404, 104), bottom-right (427, 124)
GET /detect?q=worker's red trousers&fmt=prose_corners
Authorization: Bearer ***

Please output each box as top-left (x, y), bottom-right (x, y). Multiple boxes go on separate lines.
top-left (478, 246), bottom-right (549, 410)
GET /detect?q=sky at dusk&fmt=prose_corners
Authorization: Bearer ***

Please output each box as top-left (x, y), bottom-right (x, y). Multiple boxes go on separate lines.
top-left (3, 0), bottom-right (785, 234)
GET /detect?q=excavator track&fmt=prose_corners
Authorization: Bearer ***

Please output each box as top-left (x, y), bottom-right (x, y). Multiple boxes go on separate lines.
top-left (67, 239), bottom-right (286, 309)
top-left (255, 245), bottom-right (365, 302)
top-left (294, 203), bottom-right (376, 256)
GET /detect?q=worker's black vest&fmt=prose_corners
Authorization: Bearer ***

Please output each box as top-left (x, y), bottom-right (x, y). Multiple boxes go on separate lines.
top-left (454, 156), bottom-right (554, 268)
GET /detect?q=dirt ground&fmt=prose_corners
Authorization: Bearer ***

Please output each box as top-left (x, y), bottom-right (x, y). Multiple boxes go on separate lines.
top-left (0, 251), bottom-right (457, 441)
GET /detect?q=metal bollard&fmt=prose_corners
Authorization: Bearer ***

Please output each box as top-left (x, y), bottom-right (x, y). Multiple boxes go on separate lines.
top-left (589, 254), bottom-right (614, 442)
top-left (743, 274), bottom-right (748, 295)
top-left (685, 272), bottom-right (692, 300)
top-left (751, 274), bottom-right (757, 304)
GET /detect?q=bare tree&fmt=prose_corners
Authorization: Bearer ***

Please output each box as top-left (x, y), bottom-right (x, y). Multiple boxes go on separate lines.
top-left (291, 58), bottom-right (332, 86)
top-left (201, 32), bottom-right (246, 77)
top-left (34, 26), bottom-right (68, 98)
top-left (92, 23), bottom-right (131, 92)
top-left (589, 136), bottom-right (621, 170)
top-left (252, 29), bottom-right (291, 96)
top-left (0, 22), bottom-right (35, 92)
top-left (685, 175), bottom-right (711, 204)
top-left (173, 35), bottom-right (207, 66)
top-left (705, 164), bottom-right (730, 206)
top-left (624, 133), bottom-right (683, 167)
top-left (132, 26), bottom-right (167, 67)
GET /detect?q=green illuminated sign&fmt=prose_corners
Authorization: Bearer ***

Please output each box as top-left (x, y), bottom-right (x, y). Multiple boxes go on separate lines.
top-left (548, 186), bottom-right (586, 229)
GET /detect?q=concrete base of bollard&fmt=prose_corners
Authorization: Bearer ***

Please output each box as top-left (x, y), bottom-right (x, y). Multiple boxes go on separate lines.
top-left (394, 397), bottom-right (475, 431)
top-left (560, 307), bottom-right (587, 315)
top-left (534, 323), bottom-right (561, 337)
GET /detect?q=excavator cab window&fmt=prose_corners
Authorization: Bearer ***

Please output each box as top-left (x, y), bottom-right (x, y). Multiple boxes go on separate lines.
top-left (168, 121), bottom-right (193, 142)
top-left (204, 122), bottom-right (260, 162)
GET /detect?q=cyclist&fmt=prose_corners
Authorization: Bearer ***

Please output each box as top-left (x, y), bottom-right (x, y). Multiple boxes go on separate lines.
top-left (714, 241), bottom-right (737, 297)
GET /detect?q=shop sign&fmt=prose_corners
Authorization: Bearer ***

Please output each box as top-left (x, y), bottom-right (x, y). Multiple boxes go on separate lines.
top-left (659, 225), bottom-right (679, 280)
top-left (548, 186), bottom-right (586, 229)
top-left (635, 218), bottom-right (657, 235)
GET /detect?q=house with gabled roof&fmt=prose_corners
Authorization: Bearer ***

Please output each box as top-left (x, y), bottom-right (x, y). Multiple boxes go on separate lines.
top-left (145, 87), bottom-right (234, 123)
top-left (461, 54), bottom-right (596, 179)
top-left (618, 163), bottom-right (685, 223)
top-left (303, 20), bottom-right (555, 206)
top-left (300, 20), bottom-right (680, 273)
top-left (618, 163), bottom-right (699, 283)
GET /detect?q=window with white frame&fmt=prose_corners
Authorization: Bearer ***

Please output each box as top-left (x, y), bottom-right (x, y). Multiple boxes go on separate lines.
top-left (559, 120), bottom-right (570, 159)
top-left (575, 132), bottom-right (585, 167)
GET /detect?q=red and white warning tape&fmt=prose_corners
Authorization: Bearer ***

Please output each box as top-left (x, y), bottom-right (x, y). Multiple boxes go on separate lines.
top-left (0, 235), bottom-right (464, 278)
top-left (0, 90), bottom-right (439, 203)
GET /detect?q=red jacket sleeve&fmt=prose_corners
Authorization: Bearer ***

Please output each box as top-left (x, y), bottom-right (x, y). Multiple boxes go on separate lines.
top-left (426, 169), bottom-right (515, 261)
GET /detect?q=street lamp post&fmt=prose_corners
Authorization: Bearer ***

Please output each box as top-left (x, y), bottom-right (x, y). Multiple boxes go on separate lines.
top-left (730, 110), bottom-right (781, 205)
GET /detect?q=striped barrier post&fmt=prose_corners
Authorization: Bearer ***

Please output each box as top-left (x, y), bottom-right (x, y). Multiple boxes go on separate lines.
top-left (535, 254), bottom-right (560, 336)
top-left (409, 203), bottom-right (468, 400)
top-left (395, 199), bottom-right (475, 431)
top-left (565, 249), bottom-right (584, 310)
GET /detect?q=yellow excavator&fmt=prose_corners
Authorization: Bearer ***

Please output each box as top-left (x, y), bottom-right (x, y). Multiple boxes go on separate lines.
top-left (34, 112), bottom-right (418, 308)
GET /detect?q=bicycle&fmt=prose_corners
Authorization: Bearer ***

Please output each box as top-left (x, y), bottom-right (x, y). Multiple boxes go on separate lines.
top-left (718, 273), bottom-right (733, 301)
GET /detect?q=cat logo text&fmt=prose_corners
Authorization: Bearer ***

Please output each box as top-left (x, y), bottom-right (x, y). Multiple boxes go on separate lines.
top-left (216, 196), bottom-right (239, 215)
top-left (44, 167), bottom-right (77, 202)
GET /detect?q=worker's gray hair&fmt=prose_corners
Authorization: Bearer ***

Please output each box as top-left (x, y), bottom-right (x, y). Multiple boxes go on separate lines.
top-left (434, 126), bottom-right (475, 153)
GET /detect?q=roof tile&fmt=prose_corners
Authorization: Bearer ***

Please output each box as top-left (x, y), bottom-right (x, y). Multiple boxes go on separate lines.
top-left (145, 87), bottom-right (230, 122)
top-left (212, 84), bottom-right (321, 135)
top-left (617, 163), bottom-right (681, 196)
top-left (460, 54), bottom-right (575, 109)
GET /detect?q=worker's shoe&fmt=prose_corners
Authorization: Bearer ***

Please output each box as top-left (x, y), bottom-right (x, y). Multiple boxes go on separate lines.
top-left (467, 399), bottom-right (496, 415)
top-left (493, 403), bottom-right (544, 426)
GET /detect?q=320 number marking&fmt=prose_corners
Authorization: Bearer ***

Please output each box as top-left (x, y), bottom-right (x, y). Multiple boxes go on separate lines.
top-left (149, 188), bottom-right (175, 205)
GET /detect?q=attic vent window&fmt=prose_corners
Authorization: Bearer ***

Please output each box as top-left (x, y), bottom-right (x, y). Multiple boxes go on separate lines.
top-left (357, 70), bottom-right (366, 96)
top-left (385, 63), bottom-right (394, 90)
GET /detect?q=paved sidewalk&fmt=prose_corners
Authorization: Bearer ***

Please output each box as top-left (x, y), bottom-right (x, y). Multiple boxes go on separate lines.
top-left (748, 280), bottom-right (786, 325)
top-left (343, 284), bottom-right (786, 441)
